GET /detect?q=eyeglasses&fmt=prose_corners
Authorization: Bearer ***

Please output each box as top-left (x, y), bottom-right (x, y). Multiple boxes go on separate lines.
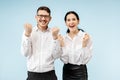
top-left (37, 15), bottom-right (50, 19)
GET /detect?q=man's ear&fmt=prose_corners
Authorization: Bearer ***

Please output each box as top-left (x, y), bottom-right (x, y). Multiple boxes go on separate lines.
top-left (49, 16), bottom-right (52, 21)
top-left (35, 15), bottom-right (37, 20)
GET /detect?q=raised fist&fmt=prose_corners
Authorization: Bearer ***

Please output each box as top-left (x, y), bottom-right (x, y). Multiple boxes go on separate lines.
top-left (51, 27), bottom-right (60, 40)
top-left (24, 23), bottom-right (32, 37)
top-left (58, 34), bottom-right (64, 47)
top-left (82, 33), bottom-right (90, 47)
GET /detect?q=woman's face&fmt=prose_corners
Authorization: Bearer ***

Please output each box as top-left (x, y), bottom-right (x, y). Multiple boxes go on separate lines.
top-left (65, 13), bottom-right (79, 32)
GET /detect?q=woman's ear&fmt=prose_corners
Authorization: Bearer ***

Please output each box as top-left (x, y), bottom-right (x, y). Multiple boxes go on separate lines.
top-left (78, 19), bottom-right (80, 24)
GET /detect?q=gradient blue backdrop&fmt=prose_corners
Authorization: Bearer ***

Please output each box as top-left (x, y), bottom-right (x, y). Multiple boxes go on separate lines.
top-left (0, 0), bottom-right (120, 80)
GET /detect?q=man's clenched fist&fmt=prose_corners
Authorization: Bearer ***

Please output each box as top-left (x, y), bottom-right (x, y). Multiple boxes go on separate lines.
top-left (51, 27), bottom-right (60, 40)
top-left (24, 23), bottom-right (32, 37)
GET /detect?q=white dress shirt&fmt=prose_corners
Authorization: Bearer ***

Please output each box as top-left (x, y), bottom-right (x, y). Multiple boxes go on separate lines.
top-left (21, 26), bottom-right (61, 72)
top-left (61, 30), bottom-right (93, 65)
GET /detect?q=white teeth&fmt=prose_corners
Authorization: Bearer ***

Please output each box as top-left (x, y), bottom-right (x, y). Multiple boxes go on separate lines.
top-left (41, 21), bottom-right (46, 24)
top-left (70, 24), bottom-right (74, 27)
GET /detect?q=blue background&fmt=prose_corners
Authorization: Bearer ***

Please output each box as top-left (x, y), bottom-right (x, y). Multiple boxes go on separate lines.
top-left (0, 0), bottom-right (120, 80)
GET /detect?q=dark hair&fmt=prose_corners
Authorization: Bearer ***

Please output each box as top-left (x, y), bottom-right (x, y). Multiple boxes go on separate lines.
top-left (37, 6), bottom-right (51, 15)
top-left (64, 11), bottom-right (84, 33)
top-left (66, 28), bottom-right (84, 33)
top-left (64, 11), bottom-right (79, 21)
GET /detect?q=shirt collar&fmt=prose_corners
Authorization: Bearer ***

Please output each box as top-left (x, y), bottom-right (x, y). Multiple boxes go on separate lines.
top-left (65, 30), bottom-right (84, 40)
top-left (34, 26), bottom-right (50, 32)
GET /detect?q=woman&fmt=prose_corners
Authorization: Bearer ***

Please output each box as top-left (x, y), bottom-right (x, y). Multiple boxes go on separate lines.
top-left (59, 11), bottom-right (93, 80)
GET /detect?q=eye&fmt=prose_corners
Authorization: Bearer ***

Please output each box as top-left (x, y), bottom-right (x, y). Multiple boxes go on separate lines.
top-left (66, 19), bottom-right (70, 22)
top-left (37, 15), bottom-right (50, 19)
top-left (72, 18), bottom-right (76, 21)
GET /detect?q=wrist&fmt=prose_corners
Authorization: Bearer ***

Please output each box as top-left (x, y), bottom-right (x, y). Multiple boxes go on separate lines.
top-left (25, 33), bottom-right (31, 37)
top-left (53, 35), bottom-right (58, 40)
top-left (82, 44), bottom-right (87, 48)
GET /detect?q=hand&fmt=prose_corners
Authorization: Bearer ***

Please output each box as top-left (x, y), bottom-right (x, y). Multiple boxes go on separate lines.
top-left (82, 33), bottom-right (90, 48)
top-left (58, 34), bottom-right (64, 47)
top-left (51, 27), bottom-right (60, 40)
top-left (24, 23), bottom-right (32, 37)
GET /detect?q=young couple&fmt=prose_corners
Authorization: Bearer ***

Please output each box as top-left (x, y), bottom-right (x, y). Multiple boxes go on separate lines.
top-left (21, 6), bottom-right (93, 80)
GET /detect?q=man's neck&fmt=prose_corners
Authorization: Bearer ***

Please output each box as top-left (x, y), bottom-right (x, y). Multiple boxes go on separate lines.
top-left (37, 24), bottom-right (48, 32)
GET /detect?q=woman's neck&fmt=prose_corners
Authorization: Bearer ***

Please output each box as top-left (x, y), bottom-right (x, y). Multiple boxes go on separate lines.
top-left (68, 29), bottom-right (79, 39)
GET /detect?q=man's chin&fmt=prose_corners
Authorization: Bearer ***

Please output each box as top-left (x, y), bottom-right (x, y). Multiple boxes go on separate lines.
top-left (39, 24), bottom-right (47, 27)
top-left (41, 25), bottom-right (48, 29)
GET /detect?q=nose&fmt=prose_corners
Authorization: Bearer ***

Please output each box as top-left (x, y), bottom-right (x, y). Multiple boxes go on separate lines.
top-left (41, 17), bottom-right (46, 20)
top-left (70, 22), bottom-right (74, 25)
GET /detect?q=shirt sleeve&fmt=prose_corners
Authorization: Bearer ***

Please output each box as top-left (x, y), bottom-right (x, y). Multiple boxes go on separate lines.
top-left (52, 39), bottom-right (62, 59)
top-left (21, 32), bottom-right (32, 57)
top-left (60, 47), bottom-right (69, 64)
top-left (81, 36), bottom-right (93, 64)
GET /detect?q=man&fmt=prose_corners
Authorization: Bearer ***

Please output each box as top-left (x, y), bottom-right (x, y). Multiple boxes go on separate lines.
top-left (21, 6), bottom-right (61, 80)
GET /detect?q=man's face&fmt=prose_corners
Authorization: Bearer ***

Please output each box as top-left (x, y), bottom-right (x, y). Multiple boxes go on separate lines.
top-left (36, 10), bottom-right (51, 29)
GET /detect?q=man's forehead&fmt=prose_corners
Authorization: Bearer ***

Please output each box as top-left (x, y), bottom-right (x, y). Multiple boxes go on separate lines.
top-left (38, 10), bottom-right (49, 15)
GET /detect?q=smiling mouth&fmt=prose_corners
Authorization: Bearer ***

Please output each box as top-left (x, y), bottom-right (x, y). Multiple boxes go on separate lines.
top-left (39, 20), bottom-right (47, 25)
top-left (69, 25), bottom-right (75, 28)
